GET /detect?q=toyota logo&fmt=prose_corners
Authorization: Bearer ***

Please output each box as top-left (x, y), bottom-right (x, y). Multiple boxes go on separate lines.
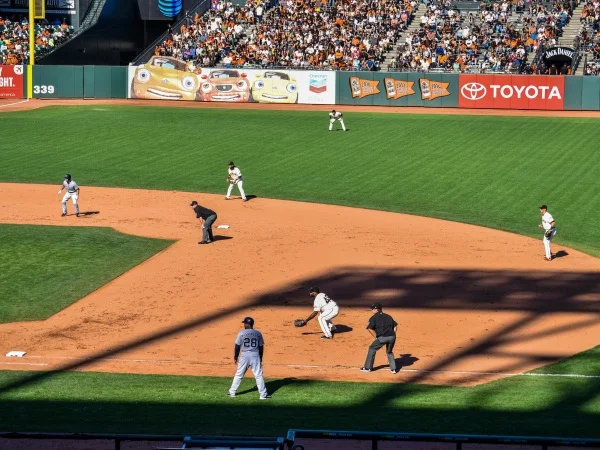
top-left (461, 82), bottom-right (487, 100)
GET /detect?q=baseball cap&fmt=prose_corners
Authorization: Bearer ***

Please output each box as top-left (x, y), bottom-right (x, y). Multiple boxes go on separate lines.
top-left (190, 200), bottom-right (198, 206)
top-left (309, 286), bottom-right (320, 294)
top-left (370, 302), bottom-right (383, 310)
top-left (242, 317), bottom-right (254, 326)
top-left (64, 174), bottom-right (71, 179)
top-left (539, 204), bottom-right (547, 210)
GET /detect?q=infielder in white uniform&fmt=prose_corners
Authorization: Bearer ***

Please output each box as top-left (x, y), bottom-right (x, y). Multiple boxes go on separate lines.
top-left (329, 109), bottom-right (346, 131)
top-left (538, 204), bottom-right (557, 261)
top-left (58, 174), bottom-right (80, 217)
top-left (226, 161), bottom-right (247, 202)
top-left (303, 286), bottom-right (339, 339)
top-left (228, 317), bottom-right (271, 399)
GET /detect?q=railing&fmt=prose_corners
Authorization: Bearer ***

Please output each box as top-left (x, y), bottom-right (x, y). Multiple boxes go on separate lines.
top-left (130, 0), bottom-right (210, 66)
top-left (2, 430), bottom-right (600, 450)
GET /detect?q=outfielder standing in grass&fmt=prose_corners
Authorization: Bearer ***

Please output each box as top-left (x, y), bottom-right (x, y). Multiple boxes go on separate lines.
top-left (228, 317), bottom-right (271, 400)
top-left (538, 204), bottom-right (557, 261)
top-left (329, 109), bottom-right (346, 131)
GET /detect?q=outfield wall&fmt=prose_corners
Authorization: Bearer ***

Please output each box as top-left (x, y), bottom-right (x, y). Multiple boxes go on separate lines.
top-left (2, 64), bottom-right (600, 111)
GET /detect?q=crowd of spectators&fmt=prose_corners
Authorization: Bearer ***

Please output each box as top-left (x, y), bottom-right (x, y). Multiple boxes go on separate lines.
top-left (578, 0), bottom-right (600, 74)
top-left (0, 15), bottom-right (74, 65)
top-left (389, 0), bottom-right (574, 73)
top-left (153, 0), bottom-right (268, 68)
top-left (153, 0), bottom-right (416, 70)
top-left (233, 0), bottom-right (417, 70)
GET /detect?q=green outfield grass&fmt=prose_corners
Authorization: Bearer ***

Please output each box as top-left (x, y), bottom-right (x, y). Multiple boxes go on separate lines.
top-left (0, 224), bottom-right (173, 322)
top-left (1, 345), bottom-right (599, 436)
top-left (0, 106), bottom-right (598, 257)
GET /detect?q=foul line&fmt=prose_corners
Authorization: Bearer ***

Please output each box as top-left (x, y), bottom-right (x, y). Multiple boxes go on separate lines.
top-left (16, 355), bottom-right (600, 379)
top-left (0, 99), bottom-right (29, 109)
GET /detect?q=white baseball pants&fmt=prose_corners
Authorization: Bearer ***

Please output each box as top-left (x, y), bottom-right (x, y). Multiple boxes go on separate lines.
top-left (318, 306), bottom-right (339, 338)
top-left (62, 192), bottom-right (79, 215)
top-left (229, 352), bottom-right (268, 398)
top-left (543, 229), bottom-right (557, 259)
top-left (226, 180), bottom-right (246, 200)
top-left (329, 118), bottom-right (346, 131)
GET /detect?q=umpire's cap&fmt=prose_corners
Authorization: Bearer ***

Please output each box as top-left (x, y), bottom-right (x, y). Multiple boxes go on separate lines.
top-left (190, 200), bottom-right (198, 206)
top-left (242, 317), bottom-right (254, 327)
top-left (370, 302), bottom-right (383, 311)
top-left (64, 174), bottom-right (71, 180)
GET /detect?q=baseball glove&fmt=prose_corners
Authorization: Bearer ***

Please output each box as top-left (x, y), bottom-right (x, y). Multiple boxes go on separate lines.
top-left (544, 229), bottom-right (553, 238)
top-left (294, 319), bottom-right (307, 327)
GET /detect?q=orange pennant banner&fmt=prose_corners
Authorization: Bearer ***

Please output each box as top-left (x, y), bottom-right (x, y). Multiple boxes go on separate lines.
top-left (349, 77), bottom-right (381, 98)
top-left (384, 78), bottom-right (416, 99)
top-left (419, 78), bottom-right (451, 101)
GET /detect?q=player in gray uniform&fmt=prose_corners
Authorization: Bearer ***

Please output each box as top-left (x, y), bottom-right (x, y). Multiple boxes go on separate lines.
top-left (228, 317), bottom-right (271, 399)
top-left (58, 174), bottom-right (80, 217)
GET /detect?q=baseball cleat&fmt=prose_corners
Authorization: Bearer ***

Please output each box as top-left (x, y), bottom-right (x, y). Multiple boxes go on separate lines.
top-left (198, 241), bottom-right (209, 245)
top-left (227, 392), bottom-right (236, 397)
top-left (61, 213), bottom-right (67, 217)
top-left (225, 197), bottom-right (230, 200)
top-left (76, 213), bottom-right (80, 217)
top-left (321, 335), bottom-right (332, 339)
top-left (242, 199), bottom-right (248, 202)
top-left (259, 395), bottom-right (272, 400)
top-left (360, 367), bottom-right (371, 372)
top-left (391, 369), bottom-right (398, 374)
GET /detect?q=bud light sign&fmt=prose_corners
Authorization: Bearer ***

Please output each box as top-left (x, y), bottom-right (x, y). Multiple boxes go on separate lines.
top-left (158, 0), bottom-right (182, 17)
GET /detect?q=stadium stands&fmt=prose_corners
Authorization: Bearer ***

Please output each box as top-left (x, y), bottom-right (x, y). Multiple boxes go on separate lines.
top-left (389, 0), bottom-right (575, 73)
top-left (151, 0), bottom-right (416, 70)
top-left (0, 16), bottom-right (74, 65)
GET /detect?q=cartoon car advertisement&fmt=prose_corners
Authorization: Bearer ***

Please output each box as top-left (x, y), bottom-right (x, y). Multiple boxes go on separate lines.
top-left (131, 56), bottom-right (199, 101)
top-left (128, 65), bottom-right (336, 104)
top-left (199, 69), bottom-right (250, 102)
top-left (251, 71), bottom-right (298, 103)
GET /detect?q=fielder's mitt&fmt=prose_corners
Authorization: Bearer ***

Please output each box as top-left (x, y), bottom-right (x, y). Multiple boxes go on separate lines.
top-left (544, 229), bottom-right (553, 238)
top-left (294, 319), bottom-right (307, 327)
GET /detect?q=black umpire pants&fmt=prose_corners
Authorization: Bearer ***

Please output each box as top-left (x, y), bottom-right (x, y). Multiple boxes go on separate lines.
top-left (364, 335), bottom-right (396, 371)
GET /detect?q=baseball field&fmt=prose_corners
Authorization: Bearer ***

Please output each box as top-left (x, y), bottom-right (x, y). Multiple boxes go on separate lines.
top-left (0, 101), bottom-right (599, 440)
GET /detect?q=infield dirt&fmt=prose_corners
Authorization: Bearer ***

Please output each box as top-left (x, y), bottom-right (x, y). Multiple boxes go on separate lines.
top-left (0, 183), bottom-right (599, 386)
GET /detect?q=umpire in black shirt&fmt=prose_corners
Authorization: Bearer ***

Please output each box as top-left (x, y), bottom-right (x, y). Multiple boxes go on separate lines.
top-left (190, 201), bottom-right (217, 244)
top-left (361, 303), bottom-right (398, 374)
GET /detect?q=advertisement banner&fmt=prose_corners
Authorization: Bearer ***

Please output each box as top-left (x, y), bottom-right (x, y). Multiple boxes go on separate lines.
top-left (127, 58), bottom-right (336, 104)
top-left (458, 74), bottom-right (564, 110)
top-left (0, 65), bottom-right (24, 98)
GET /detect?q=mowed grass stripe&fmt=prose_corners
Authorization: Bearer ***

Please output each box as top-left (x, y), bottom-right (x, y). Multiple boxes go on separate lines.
top-left (0, 224), bottom-right (173, 323)
top-left (0, 106), bottom-right (598, 256)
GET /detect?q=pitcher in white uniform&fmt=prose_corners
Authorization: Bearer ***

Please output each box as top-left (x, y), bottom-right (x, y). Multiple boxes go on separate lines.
top-left (538, 204), bottom-right (557, 261)
top-left (58, 174), bottom-right (80, 217)
top-left (228, 317), bottom-right (271, 399)
top-left (226, 161), bottom-right (247, 202)
top-left (303, 286), bottom-right (339, 339)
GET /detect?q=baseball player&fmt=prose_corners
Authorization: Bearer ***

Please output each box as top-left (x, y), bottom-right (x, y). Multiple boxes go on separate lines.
top-left (329, 109), bottom-right (346, 131)
top-left (538, 204), bottom-right (557, 261)
top-left (228, 317), bottom-right (271, 400)
top-left (226, 161), bottom-right (247, 202)
top-left (303, 287), bottom-right (339, 339)
top-left (58, 174), bottom-right (80, 217)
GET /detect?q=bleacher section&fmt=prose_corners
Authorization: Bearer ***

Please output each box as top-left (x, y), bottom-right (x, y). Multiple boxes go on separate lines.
top-left (0, 16), bottom-right (74, 65)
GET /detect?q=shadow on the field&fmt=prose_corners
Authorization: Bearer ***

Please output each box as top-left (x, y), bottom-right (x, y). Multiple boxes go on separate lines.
top-left (554, 250), bottom-right (569, 259)
top-left (79, 211), bottom-right (100, 216)
top-left (1, 265), bottom-right (599, 434)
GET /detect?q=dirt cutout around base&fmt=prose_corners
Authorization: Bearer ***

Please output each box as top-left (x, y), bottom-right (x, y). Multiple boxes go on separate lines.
top-left (0, 183), bottom-right (599, 386)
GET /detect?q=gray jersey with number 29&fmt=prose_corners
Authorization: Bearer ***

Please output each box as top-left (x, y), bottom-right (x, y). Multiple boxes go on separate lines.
top-left (235, 329), bottom-right (264, 353)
